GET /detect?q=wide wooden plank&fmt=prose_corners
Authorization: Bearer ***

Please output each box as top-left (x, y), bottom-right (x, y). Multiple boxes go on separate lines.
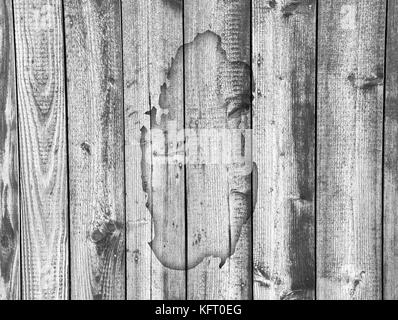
top-left (0, 0), bottom-right (20, 300)
top-left (252, 0), bottom-right (316, 300)
top-left (14, 0), bottom-right (69, 299)
top-left (123, 0), bottom-right (185, 300)
top-left (384, 0), bottom-right (398, 301)
top-left (317, 0), bottom-right (385, 300)
top-left (184, 0), bottom-right (252, 300)
top-left (64, 0), bottom-right (125, 300)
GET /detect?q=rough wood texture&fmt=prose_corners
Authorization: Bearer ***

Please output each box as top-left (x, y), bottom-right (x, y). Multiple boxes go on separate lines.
top-left (184, 0), bottom-right (252, 300)
top-left (3, 0), bottom-right (395, 301)
top-left (122, 0), bottom-right (151, 300)
top-left (123, 0), bottom-right (185, 300)
top-left (64, 0), bottom-right (125, 300)
top-left (0, 0), bottom-right (19, 300)
top-left (14, 0), bottom-right (69, 299)
top-left (252, 0), bottom-right (316, 300)
top-left (317, 0), bottom-right (385, 300)
top-left (384, 0), bottom-right (398, 301)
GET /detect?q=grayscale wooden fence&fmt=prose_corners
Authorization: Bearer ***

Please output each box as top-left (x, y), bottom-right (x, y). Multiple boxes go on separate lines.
top-left (0, 0), bottom-right (397, 300)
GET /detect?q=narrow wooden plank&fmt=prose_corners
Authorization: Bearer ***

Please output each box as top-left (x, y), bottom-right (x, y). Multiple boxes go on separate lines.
top-left (123, 0), bottom-right (185, 299)
top-left (252, 0), bottom-right (316, 300)
top-left (317, 0), bottom-right (385, 300)
top-left (184, 0), bottom-right (252, 300)
top-left (384, 0), bottom-right (398, 301)
top-left (64, 0), bottom-right (125, 300)
top-left (0, 0), bottom-right (20, 300)
top-left (14, 0), bottom-right (69, 299)
top-left (122, 0), bottom-right (151, 300)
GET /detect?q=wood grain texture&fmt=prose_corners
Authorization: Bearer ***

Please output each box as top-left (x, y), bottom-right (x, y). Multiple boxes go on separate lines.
top-left (252, 0), bottom-right (316, 300)
top-left (14, 0), bottom-right (68, 299)
top-left (122, 0), bottom-right (151, 300)
top-left (0, 0), bottom-right (19, 300)
top-left (123, 0), bottom-right (185, 300)
top-left (64, 0), bottom-right (125, 300)
top-left (317, 0), bottom-right (385, 300)
top-left (184, 0), bottom-right (252, 300)
top-left (384, 0), bottom-right (398, 301)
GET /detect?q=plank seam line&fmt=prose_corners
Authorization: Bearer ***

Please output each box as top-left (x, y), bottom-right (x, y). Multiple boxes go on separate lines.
top-left (60, 0), bottom-right (72, 301)
top-left (119, 0), bottom-right (128, 301)
top-left (10, 0), bottom-right (23, 301)
top-left (182, 0), bottom-right (188, 301)
top-left (381, 0), bottom-right (389, 301)
top-left (314, 0), bottom-right (319, 301)
top-left (146, 0), bottom-right (153, 301)
top-left (250, 0), bottom-right (254, 301)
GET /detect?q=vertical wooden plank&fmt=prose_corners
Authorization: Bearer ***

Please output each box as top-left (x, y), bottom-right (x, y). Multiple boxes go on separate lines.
top-left (14, 0), bottom-right (69, 299)
top-left (0, 0), bottom-right (19, 300)
top-left (122, 0), bottom-right (151, 300)
top-left (123, 0), bottom-right (185, 300)
top-left (184, 0), bottom-right (252, 300)
top-left (252, 0), bottom-right (316, 300)
top-left (317, 0), bottom-right (385, 300)
top-left (64, 0), bottom-right (125, 300)
top-left (384, 0), bottom-right (398, 301)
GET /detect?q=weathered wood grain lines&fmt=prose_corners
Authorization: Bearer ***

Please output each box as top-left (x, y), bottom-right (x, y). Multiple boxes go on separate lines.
top-left (384, 0), bottom-right (398, 301)
top-left (317, 0), bottom-right (385, 300)
top-left (0, 0), bottom-right (19, 300)
top-left (64, 0), bottom-right (125, 300)
top-left (252, 0), bottom-right (316, 300)
top-left (14, 0), bottom-right (69, 299)
top-left (122, 0), bottom-right (151, 300)
top-left (184, 0), bottom-right (252, 300)
top-left (123, 0), bottom-right (185, 300)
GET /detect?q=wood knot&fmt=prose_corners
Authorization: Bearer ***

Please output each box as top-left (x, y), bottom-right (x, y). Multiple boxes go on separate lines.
top-left (81, 142), bottom-right (91, 155)
top-left (281, 1), bottom-right (302, 17)
top-left (347, 71), bottom-right (384, 90)
top-left (90, 220), bottom-right (117, 243)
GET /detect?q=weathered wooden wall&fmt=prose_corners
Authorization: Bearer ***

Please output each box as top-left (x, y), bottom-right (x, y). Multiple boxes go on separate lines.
top-left (0, 0), bottom-right (396, 300)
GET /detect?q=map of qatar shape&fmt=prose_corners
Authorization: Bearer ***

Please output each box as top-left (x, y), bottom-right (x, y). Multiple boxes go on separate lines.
top-left (140, 31), bottom-right (257, 270)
